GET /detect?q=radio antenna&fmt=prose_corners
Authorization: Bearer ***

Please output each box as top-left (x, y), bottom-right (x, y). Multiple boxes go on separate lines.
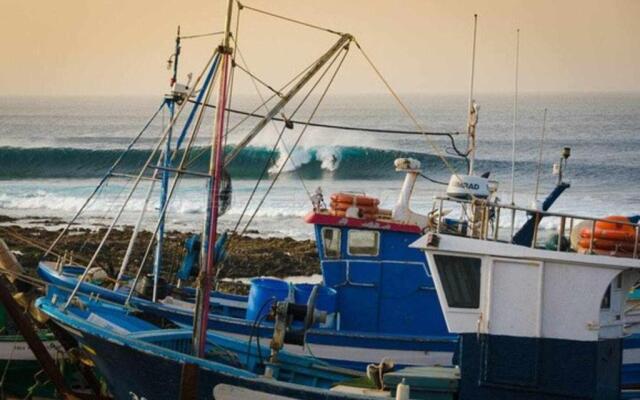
top-left (467, 14), bottom-right (479, 175)
top-left (509, 28), bottom-right (520, 205)
top-left (533, 108), bottom-right (548, 202)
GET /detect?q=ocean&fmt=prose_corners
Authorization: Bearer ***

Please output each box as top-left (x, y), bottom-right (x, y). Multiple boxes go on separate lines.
top-left (0, 93), bottom-right (638, 239)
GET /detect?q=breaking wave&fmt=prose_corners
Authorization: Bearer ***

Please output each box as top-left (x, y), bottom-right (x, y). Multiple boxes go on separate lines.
top-left (0, 145), bottom-right (477, 180)
top-left (1, 145), bottom-right (634, 181)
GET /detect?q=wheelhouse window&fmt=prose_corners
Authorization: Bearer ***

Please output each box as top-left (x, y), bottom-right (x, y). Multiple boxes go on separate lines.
top-left (434, 254), bottom-right (481, 309)
top-left (322, 227), bottom-right (341, 259)
top-left (347, 230), bottom-right (379, 257)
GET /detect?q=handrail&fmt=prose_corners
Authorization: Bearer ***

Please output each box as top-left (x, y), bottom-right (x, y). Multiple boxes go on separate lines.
top-left (431, 195), bottom-right (640, 260)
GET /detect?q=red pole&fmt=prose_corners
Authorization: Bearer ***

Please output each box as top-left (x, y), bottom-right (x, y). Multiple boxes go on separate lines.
top-left (196, 50), bottom-right (230, 357)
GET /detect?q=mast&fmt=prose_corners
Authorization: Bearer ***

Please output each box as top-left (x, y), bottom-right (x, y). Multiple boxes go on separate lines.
top-left (153, 26), bottom-right (181, 302)
top-left (533, 108), bottom-right (548, 202)
top-left (192, 0), bottom-right (234, 357)
top-left (509, 28), bottom-right (520, 206)
top-left (508, 28), bottom-right (520, 239)
top-left (467, 14), bottom-right (479, 175)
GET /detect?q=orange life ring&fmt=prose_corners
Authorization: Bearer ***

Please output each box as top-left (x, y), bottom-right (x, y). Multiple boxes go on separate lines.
top-left (578, 238), bottom-right (637, 252)
top-left (580, 227), bottom-right (637, 243)
top-left (595, 216), bottom-right (634, 231)
top-left (577, 245), bottom-right (634, 258)
top-left (330, 193), bottom-right (379, 207)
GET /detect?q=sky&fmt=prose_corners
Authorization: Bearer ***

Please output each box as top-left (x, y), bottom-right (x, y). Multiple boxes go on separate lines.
top-left (1, 0), bottom-right (639, 96)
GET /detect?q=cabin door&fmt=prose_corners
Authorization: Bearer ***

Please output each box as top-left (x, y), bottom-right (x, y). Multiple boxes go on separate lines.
top-left (481, 258), bottom-right (543, 387)
top-left (488, 258), bottom-right (542, 337)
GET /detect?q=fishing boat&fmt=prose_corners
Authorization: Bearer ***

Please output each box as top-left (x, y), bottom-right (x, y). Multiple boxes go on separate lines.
top-left (36, 162), bottom-right (640, 400)
top-left (410, 192), bottom-right (640, 399)
top-left (35, 7), bottom-right (640, 386)
top-left (0, 304), bottom-right (70, 398)
top-left (33, 0), bottom-right (481, 397)
top-left (33, 0), bottom-right (640, 397)
top-left (36, 0), bottom-right (472, 373)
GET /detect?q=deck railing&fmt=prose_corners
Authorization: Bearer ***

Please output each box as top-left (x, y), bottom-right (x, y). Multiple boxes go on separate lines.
top-left (431, 196), bottom-right (640, 260)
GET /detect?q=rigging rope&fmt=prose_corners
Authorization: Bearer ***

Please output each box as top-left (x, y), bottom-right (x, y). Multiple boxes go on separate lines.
top-left (65, 52), bottom-right (221, 310)
top-left (44, 102), bottom-right (165, 257)
top-left (353, 39), bottom-right (476, 199)
top-left (125, 52), bottom-right (223, 305)
top-left (232, 44), bottom-right (313, 199)
top-left (184, 53), bottom-right (323, 169)
top-left (233, 61), bottom-right (283, 97)
top-left (240, 42), bottom-right (350, 236)
top-left (188, 99), bottom-right (461, 137)
top-left (180, 31), bottom-right (224, 40)
top-left (0, 226), bottom-right (93, 269)
top-left (238, 2), bottom-right (342, 36)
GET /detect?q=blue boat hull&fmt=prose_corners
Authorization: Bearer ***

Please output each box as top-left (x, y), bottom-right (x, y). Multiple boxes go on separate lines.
top-left (36, 293), bottom-right (381, 400)
top-left (38, 263), bottom-right (457, 370)
top-left (37, 263), bottom-right (640, 388)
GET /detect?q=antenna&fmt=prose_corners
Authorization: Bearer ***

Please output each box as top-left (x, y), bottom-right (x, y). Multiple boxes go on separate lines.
top-left (533, 108), bottom-right (548, 202)
top-left (171, 25), bottom-right (181, 88)
top-left (467, 14), bottom-right (479, 175)
top-left (509, 29), bottom-right (520, 205)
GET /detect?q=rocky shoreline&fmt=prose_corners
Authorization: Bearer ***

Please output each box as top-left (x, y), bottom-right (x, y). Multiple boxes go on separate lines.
top-left (0, 215), bottom-right (320, 295)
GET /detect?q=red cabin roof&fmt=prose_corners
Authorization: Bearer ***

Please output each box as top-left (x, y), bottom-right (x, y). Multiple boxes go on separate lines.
top-left (304, 211), bottom-right (422, 234)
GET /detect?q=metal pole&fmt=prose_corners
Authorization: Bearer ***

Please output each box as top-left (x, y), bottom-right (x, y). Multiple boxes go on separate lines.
top-left (467, 14), bottom-right (478, 175)
top-left (509, 29), bottom-right (520, 206)
top-left (193, 0), bottom-right (234, 358)
top-left (633, 225), bottom-right (639, 259)
top-left (153, 100), bottom-right (173, 302)
top-left (533, 108), bottom-right (548, 202)
top-left (114, 168), bottom-right (159, 290)
top-left (153, 27), bottom-right (182, 302)
top-left (494, 207), bottom-right (501, 241)
top-left (558, 216), bottom-right (566, 252)
top-left (589, 219), bottom-right (596, 254)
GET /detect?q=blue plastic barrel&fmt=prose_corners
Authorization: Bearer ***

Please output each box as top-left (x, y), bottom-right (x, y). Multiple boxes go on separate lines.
top-left (246, 278), bottom-right (290, 322)
top-left (293, 283), bottom-right (337, 314)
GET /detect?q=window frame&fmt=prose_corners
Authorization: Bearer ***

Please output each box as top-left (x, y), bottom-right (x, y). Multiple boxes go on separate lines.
top-left (321, 227), bottom-right (342, 259)
top-left (346, 229), bottom-right (380, 257)
top-left (433, 254), bottom-right (482, 309)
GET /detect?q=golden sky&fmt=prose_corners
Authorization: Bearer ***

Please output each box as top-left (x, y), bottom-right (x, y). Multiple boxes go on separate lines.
top-left (1, 0), bottom-right (639, 96)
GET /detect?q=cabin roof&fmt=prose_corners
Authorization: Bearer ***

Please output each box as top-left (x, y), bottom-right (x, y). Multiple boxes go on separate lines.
top-left (304, 211), bottom-right (422, 234)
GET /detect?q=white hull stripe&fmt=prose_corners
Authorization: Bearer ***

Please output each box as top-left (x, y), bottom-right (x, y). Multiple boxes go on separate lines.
top-left (215, 330), bottom-right (453, 366)
top-left (213, 384), bottom-right (297, 399)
